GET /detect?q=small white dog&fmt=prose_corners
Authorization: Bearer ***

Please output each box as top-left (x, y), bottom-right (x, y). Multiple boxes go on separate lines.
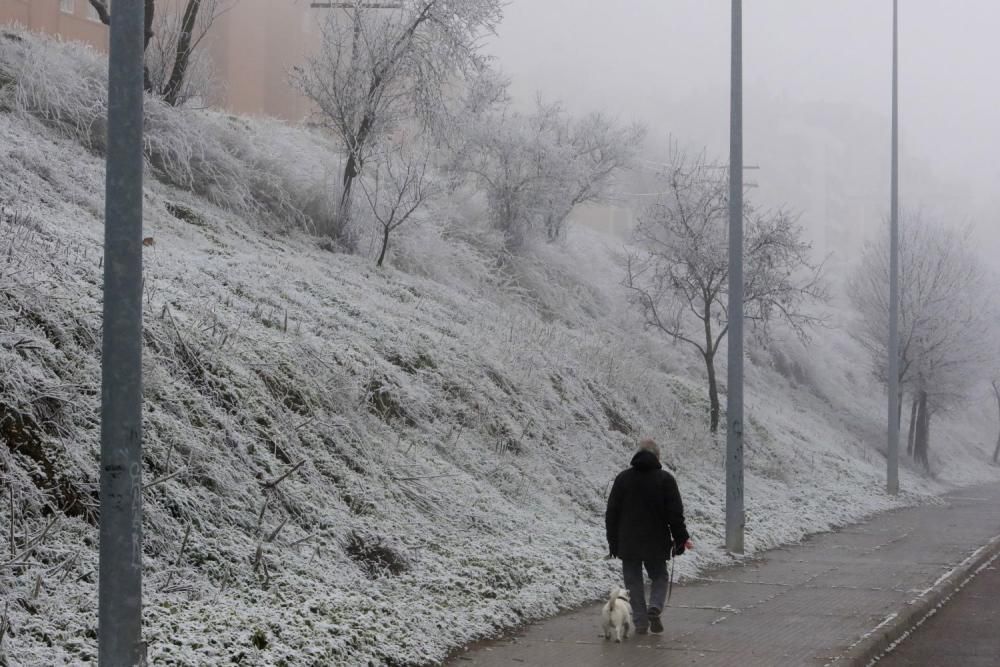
top-left (601, 586), bottom-right (634, 642)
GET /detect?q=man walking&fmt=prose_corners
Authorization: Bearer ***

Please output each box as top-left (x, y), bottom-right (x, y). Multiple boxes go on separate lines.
top-left (605, 438), bottom-right (691, 634)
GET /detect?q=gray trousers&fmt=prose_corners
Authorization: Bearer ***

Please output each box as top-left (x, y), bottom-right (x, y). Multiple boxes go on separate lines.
top-left (622, 559), bottom-right (668, 629)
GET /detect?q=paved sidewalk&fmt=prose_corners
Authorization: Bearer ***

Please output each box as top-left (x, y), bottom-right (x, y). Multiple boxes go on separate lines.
top-left (447, 483), bottom-right (1000, 667)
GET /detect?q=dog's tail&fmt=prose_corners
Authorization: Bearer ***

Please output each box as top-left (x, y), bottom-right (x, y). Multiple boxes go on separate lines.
top-left (606, 586), bottom-right (620, 607)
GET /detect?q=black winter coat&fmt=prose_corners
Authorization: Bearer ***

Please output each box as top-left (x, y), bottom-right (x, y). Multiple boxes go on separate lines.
top-left (605, 450), bottom-right (690, 561)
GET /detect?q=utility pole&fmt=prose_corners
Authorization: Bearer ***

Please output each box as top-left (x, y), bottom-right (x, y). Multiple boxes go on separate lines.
top-left (99, 0), bottom-right (146, 664)
top-left (887, 0), bottom-right (901, 496)
top-left (726, 0), bottom-right (745, 555)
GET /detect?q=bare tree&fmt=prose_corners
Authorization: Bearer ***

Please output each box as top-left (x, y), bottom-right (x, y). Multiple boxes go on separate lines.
top-left (849, 219), bottom-right (992, 472)
top-left (360, 140), bottom-right (436, 267)
top-left (87, 0), bottom-right (229, 105)
top-left (293, 0), bottom-right (503, 240)
top-left (625, 153), bottom-right (825, 432)
top-left (541, 112), bottom-right (646, 242)
top-left (458, 102), bottom-right (561, 250)
top-left (458, 101), bottom-right (643, 250)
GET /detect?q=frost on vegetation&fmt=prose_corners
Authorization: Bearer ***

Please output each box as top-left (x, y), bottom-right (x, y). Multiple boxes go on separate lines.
top-left (454, 100), bottom-right (645, 251)
top-left (0, 28), bottom-right (338, 231)
top-left (0, 30), bottom-right (999, 667)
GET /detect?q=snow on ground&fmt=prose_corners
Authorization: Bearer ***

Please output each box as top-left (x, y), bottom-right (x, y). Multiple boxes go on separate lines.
top-left (1, 29), bottom-right (999, 667)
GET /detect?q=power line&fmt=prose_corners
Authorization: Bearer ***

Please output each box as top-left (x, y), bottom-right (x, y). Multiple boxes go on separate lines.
top-left (310, 2), bottom-right (403, 8)
top-left (635, 158), bottom-right (760, 171)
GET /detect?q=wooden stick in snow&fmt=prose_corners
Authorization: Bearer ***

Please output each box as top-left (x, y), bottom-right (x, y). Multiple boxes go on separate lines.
top-left (256, 495), bottom-right (269, 531)
top-left (261, 460), bottom-right (305, 490)
top-left (288, 533), bottom-right (316, 548)
top-left (0, 601), bottom-right (8, 648)
top-left (266, 518), bottom-right (289, 544)
top-left (8, 487), bottom-right (14, 559)
top-left (161, 524), bottom-right (192, 592)
top-left (1, 516), bottom-right (58, 570)
top-left (143, 468), bottom-right (186, 491)
top-left (391, 473), bottom-right (460, 482)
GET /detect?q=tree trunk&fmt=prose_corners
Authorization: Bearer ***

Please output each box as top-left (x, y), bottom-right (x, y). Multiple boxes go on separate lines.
top-left (705, 352), bottom-right (720, 434)
top-left (702, 296), bottom-right (720, 434)
top-left (338, 113), bottom-right (376, 235)
top-left (920, 392), bottom-right (930, 469)
top-left (88, 0), bottom-right (111, 24)
top-left (89, 0), bottom-right (155, 89)
top-left (338, 153), bottom-right (360, 235)
top-left (896, 390), bottom-right (904, 431)
top-left (906, 396), bottom-right (918, 456)
top-left (992, 381), bottom-right (1000, 464)
top-left (143, 0), bottom-right (156, 92)
top-left (376, 226), bottom-right (390, 267)
top-left (144, 0), bottom-right (156, 50)
top-left (162, 0), bottom-right (201, 106)
top-left (913, 390), bottom-right (930, 471)
top-left (545, 213), bottom-right (558, 242)
top-left (337, 172), bottom-right (355, 236)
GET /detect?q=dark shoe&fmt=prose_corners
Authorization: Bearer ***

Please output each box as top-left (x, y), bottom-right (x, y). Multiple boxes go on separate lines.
top-left (648, 608), bottom-right (663, 634)
top-left (635, 625), bottom-right (648, 635)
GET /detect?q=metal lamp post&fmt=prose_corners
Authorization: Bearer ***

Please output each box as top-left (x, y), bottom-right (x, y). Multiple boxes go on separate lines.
top-left (887, 0), bottom-right (901, 496)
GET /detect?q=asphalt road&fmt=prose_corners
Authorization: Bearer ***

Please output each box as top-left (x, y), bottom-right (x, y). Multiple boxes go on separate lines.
top-left (877, 557), bottom-right (1000, 666)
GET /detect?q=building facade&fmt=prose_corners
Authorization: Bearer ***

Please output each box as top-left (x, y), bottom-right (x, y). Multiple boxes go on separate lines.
top-left (0, 0), bottom-right (323, 120)
top-left (0, 0), bottom-right (109, 50)
top-left (201, 0), bottom-right (321, 120)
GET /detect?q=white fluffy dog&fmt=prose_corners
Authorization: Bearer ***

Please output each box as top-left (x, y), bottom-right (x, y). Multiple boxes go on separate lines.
top-left (601, 586), bottom-right (634, 642)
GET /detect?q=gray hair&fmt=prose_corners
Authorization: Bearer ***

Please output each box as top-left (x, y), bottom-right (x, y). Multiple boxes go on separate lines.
top-left (638, 438), bottom-right (660, 459)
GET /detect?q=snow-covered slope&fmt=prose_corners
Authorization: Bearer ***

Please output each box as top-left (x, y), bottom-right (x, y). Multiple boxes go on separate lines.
top-left (1, 30), bottom-right (998, 667)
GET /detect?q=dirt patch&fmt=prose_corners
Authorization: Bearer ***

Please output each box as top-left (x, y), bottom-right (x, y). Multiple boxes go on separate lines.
top-left (166, 201), bottom-right (207, 227)
top-left (364, 377), bottom-right (414, 427)
top-left (255, 367), bottom-right (310, 416)
top-left (345, 531), bottom-right (408, 578)
top-left (386, 351), bottom-right (436, 375)
top-left (1, 398), bottom-right (97, 523)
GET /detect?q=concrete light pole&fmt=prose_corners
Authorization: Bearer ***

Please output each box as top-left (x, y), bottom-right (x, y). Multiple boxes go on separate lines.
top-left (726, 0), bottom-right (745, 555)
top-left (98, 0), bottom-right (147, 663)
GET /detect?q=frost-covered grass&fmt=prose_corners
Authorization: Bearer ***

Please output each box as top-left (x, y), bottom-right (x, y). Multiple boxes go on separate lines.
top-left (1, 30), bottom-right (999, 667)
top-left (0, 28), bottom-right (339, 233)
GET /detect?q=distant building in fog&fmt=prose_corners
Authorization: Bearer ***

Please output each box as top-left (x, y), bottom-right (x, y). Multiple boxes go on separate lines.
top-left (0, 0), bottom-right (109, 49)
top-left (0, 0), bottom-right (323, 120)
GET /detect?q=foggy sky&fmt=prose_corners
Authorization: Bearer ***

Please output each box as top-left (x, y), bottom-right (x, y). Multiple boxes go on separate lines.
top-left (488, 1), bottom-right (1000, 256)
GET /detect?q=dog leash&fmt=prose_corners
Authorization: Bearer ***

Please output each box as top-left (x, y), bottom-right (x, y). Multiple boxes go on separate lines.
top-left (665, 533), bottom-right (676, 606)
top-left (666, 552), bottom-right (675, 606)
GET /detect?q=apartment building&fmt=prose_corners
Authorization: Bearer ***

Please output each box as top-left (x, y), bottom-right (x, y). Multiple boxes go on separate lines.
top-left (0, 0), bottom-right (323, 120)
top-left (0, 0), bottom-right (109, 50)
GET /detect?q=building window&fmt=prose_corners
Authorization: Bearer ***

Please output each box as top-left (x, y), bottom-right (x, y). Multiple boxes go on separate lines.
top-left (60, 0), bottom-right (75, 14)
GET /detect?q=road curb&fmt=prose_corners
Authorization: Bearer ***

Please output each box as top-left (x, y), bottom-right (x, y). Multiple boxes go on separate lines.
top-left (827, 533), bottom-right (1000, 666)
